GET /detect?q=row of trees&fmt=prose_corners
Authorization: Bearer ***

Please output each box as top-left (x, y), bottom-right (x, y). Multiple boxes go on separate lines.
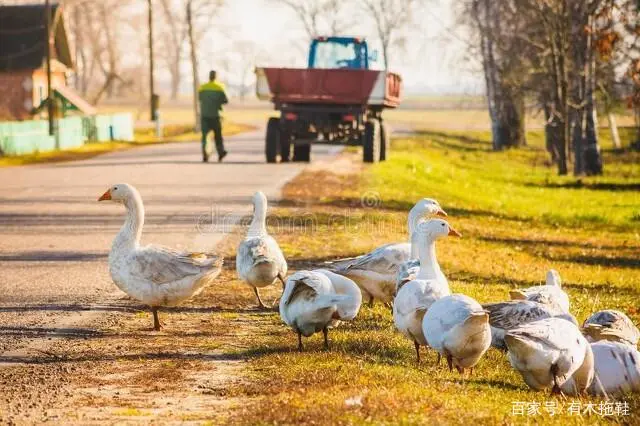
top-left (462, 0), bottom-right (640, 176)
top-left (63, 0), bottom-right (423, 105)
top-left (64, 0), bottom-right (223, 104)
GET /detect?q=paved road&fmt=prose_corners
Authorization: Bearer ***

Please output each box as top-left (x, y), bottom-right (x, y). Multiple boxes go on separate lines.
top-left (0, 129), bottom-right (341, 358)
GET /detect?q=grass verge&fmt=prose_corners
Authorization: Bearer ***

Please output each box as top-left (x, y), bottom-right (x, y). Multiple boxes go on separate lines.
top-left (225, 127), bottom-right (640, 425)
top-left (0, 121), bottom-right (254, 167)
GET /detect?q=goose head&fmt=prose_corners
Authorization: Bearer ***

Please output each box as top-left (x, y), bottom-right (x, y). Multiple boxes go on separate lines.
top-left (408, 198), bottom-right (447, 233)
top-left (414, 218), bottom-right (461, 241)
top-left (98, 183), bottom-right (139, 205)
top-left (252, 191), bottom-right (268, 213)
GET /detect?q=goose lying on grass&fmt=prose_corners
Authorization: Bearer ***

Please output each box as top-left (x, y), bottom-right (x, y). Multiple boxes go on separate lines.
top-left (393, 219), bottom-right (460, 362)
top-left (483, 300), bottom-right (578, 350)
top-left (423, 294), bottom-right (491, 375)
top-left (510, 269), bottom-right (570, 313)
top-left (98, 184), bottom-right (223, 330)
top-left (505, 317), bottom-right (594, 394)
top-left (582, 309), bottom-right (640, 348)
top-left (330, 198), bottom-right (446, 305)
top-left (279, 269), bottom-right (361, 351)
top-left (562, 341), bottom-right (640, 396)
top-left (237, 191), bottom-right (287, 309)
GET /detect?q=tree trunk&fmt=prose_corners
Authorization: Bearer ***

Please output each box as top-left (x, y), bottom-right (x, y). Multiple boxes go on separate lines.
top-left (187, 0), bottom-right (200, 132)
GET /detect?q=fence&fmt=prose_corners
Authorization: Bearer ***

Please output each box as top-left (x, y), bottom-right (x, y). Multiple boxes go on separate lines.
top-left (0, 113), bottom-right (134, 156)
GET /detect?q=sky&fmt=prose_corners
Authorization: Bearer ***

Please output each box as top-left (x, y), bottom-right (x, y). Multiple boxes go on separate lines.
top-left (201, 0), bottom-right (484, 95)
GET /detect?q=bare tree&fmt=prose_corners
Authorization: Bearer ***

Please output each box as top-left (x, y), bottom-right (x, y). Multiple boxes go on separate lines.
top-left (361, 0), bottom-right (420, 69)
top-left (186, 0), bottom-right (224, 131)
top-left (272, 0), bottom-right (351, 39)
top-left (159, 0), bottom-right (189, 100)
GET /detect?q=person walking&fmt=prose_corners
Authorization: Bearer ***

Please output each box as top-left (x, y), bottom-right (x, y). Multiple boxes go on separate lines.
top-left (198, 70), bottom-right (229, 162)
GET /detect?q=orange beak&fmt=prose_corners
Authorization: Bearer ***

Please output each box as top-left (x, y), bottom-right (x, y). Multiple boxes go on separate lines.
top-left (98, 189), bottom-right (112, 201)
top-left (436, 208), bottom-right (448, 217)
top-left (448, 227), bottom-right (462, 237)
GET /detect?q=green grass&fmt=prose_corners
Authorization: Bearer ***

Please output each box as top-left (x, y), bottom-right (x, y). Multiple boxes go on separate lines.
top-left (226, 126), bottom-right (640, 425)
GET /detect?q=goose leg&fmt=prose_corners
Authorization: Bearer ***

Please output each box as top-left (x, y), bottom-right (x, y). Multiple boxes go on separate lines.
top-left (254, 288), bottom-right (267, 309)
top-left (277, 273), bottom-right (286, 291)
top-left (446, 353), bottom-right (453, 372)
top-left (436, 353), bottom-right (441, 366)
top-left (323, 326), bottom-right (330, 350)
top-left (152, 307), bottom-right (162, 331)
top-left (297, 332), bottom-right (303, 352)
top-left (368, 296), bottom-right (374, 308)
top-left (414, 341), bottom-right (421, 363)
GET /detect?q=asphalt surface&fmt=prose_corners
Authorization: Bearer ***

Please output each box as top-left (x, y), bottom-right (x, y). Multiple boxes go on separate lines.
top-left (0, 129), bottom-right (341, 360)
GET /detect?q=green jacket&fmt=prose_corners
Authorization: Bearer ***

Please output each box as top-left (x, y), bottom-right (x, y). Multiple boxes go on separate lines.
top-left (198, 80), bottom-right (228, 118)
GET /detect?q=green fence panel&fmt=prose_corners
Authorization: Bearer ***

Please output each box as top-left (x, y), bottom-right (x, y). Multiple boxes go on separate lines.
top-left (0, 112), bottom-right (134, 156)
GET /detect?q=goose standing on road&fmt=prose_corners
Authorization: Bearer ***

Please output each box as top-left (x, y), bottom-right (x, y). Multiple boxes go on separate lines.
top-left (505, 317), bottom-right (594, 394)
top-left (99, 184), bottom-right (223, 330)
top-left (237, 191), bottom-right (287, 309)
top-left (582, 309), bottom-right (640, 348)
top-left (330, 198), bottom-right (447, 305)
top-left (422, 294), bottom-right (491, 374)
top-left (483, 300), bottom-right (578, 350)
top-left (279, 269), bottom-right (361, 351)
top-left (393, 219), bottom-right (460, 362)
top-left (510, 269), bottom-right (570, 313)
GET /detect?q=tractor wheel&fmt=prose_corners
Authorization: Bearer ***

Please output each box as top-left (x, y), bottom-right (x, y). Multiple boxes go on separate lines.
top-left (266, 117), bottom-right (279, 163)
top-left (293, 144), bottom-right (311, 162)
top-left (280, 130), bottom-right (292, 162)
top-left (380, 121), bottom-right (390, 161)
top-left (362, 118), bottom-right (381, 163)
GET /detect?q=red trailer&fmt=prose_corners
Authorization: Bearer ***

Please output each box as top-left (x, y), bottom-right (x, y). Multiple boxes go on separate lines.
top-left (255, 37), bottom-right (402, 163)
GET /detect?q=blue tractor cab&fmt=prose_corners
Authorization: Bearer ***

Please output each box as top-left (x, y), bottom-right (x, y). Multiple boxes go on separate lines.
top-left (308, 36), bottom-right (370, 70)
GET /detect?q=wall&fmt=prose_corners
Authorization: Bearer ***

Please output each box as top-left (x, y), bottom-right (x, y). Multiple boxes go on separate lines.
top-left (0, 113), bottom-right (134, 156)
top-left (0, 69), bottom-right (32, 120)
top-left (0, 68), bottom-right (66, 121)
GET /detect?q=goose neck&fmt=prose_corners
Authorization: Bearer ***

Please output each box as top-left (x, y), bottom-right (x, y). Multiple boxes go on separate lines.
top-left (416, 237), bottom-right (441, 280)
top-left (247, 203), bottom-right (267, 238)
top-left (113, 195), bottom-right (144, 252)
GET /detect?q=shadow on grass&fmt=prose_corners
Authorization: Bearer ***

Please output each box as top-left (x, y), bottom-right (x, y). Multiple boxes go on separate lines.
top-left (412, 130), bottom-right (493, 153)
top-left (524, 180), bottom-right (640, 192)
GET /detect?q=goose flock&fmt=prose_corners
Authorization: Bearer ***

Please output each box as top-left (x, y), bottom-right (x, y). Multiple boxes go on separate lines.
top-left (99, 183), bottom-right (640, 397)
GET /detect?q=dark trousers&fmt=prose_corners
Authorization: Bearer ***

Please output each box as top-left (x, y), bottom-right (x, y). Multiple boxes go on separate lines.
top-left (201, 116), bottom-right (224, 157)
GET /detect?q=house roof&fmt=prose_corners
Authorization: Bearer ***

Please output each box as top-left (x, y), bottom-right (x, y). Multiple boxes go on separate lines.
top-left (0, 2), bottom-right (73, 72)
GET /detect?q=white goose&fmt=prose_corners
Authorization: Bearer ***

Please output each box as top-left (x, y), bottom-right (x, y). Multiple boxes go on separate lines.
top-left (279, 269), bottom-right (361, 351)
top-left (510, 269), bottom-right (570, 313)
top-left (582, 310), bottom-right (640, 348)
top-left (330, 198), bottom-right (446, 305)
top-left (393, 219), bottom-right (460, 362)
top-left (505, 317), bottom-right (594, 394)
top-left (237, 191), bottom-right (287, 309)
top-left (483, 300), bottom-right (578, 350)
top-left (562, 341), bottom-right (640, 396)
top-left (422, 294), bottom-right (491, 374)
top-left (98, 184), bottom-right (223, 330)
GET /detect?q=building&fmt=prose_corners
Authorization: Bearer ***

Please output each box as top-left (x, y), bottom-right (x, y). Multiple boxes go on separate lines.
top-left (0, 2), bottom-right (94, 121)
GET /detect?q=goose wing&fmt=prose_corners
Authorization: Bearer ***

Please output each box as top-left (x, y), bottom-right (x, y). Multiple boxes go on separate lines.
top-left (483, 301), bottom-right (553, 331)
top-left (330, 242), bottom-right (409, 274)
top-left (130, 245), bottom-right (222, 286)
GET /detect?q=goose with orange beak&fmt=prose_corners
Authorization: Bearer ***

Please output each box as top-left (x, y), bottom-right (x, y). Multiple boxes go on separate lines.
top-left (98, 183), bottom-right (223, 330)
top-left (393, 219), bottom-right (461, 363)
top-left (329, 198), bottom-right (447, 306)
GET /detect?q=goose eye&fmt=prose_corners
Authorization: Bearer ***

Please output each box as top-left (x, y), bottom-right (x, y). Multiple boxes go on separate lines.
top-left (114, 186), bottom-right (118, 190)
top-left (441, 223), bottom-right (445, 227)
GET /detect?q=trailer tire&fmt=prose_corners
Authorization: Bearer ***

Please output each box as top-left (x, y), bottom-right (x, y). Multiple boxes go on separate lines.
top-left (280, 132), bottom-right (292, 162)
top-left (266, 117), bottom-right (279, 163)
top-left (293, 144), bottom-right (311, 162)
top-left (380, 121), bottom-right (390, 161)
top-left (363, 118), bottom-right (381, 163)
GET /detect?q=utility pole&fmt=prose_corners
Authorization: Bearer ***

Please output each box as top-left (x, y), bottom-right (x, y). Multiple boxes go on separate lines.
top-left (45, 0), bottom-right (54, 136)
top-left (148, 0), bottom-right (156, 121)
